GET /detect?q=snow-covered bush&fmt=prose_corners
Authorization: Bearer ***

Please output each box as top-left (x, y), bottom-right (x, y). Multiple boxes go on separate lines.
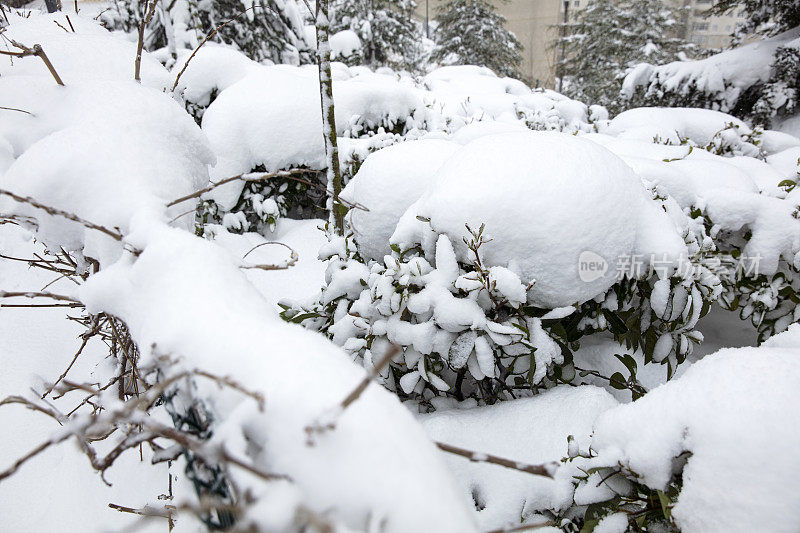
top-left (0, 12), bottom-right (480, 531)
top-left (282, 131), bottom-right (734, 402)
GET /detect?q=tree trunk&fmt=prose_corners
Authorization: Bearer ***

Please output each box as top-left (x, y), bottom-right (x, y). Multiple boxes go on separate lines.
top-left (315, 0), bottom-right (344, 235)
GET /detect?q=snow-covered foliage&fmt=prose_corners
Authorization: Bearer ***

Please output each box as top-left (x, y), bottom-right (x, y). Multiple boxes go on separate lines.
top-left (561, 325), bottom-right (800, 531)
top-left (0, 10), bottom-right (477, 532)
top-left (330, 0), bottom-right (421, 70)
top-left (3, 7), bottom-right (800, 533)
top-left (556, 0), bottom-right (693, 114)
top-left (422, 326), bottom-right (800, 531)
top-left (430, 0), bottom-right (523, 79)
top-left (284, 104), bottom-right (800, 404)
top-left (622, 0), bottom-right (800, 126)
top-left (174, 54), bottom-right (596, 233)
top-left (105, 0), bottom-right (313, 65)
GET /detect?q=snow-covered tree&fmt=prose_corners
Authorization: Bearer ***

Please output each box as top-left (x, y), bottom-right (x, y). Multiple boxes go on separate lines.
top-left (330, 0), bottom-right (421, 70)
top-left (711, 0), bottom-right (800, 39)
top-left (555, 0), bottom-right (691, 113)
top-left (106, 0), bottom-right (313, 64)
top-left (430, 0), bottom-right (523, 79)
top-left (622, 0), bottom-right (800, 125)
top-left (190, 0), bottom-right (313, 64)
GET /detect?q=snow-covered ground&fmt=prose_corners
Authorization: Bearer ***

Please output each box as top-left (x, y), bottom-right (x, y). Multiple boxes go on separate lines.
top-left (2, 7), bottom-right (800, 533)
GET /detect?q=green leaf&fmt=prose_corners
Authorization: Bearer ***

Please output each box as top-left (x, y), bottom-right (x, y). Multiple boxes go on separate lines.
top-left (609, 372), bottom-right (628, 390)
top-left (657, 489), bottom-right (672, 520)
top-left (614, 353), bottom-right (637, 376)
top-left (602, 309), bottom-right (628, 335)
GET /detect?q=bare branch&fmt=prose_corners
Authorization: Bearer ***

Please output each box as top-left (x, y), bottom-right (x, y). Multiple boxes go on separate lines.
top-left (0, 290), bottom-right (81, 304)
top-left (0, 105), bottom-right (33, 115)
top-left (134, 0), bottom-right (157, 82)
top-left (165, 169), bottom-right (319, 208)
top-left (305, 345), bottom-right (400, 442)
top-left (0, 188), bottom-right (126, 242)
top-left (0, 40), bottom-right (64, 86)
top-left (434, 441), bottom-right (557, 479)
top-left (240, 242), bottom-right (298, 271)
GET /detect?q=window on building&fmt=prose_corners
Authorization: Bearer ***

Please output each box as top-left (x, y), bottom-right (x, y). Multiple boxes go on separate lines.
top-left (693, 22), bottom-right (709, 31)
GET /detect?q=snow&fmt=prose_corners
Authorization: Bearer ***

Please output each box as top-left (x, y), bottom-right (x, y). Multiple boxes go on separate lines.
top-left (606, 107), bottom-right (749, 146)
top-left (420, 386), bottom-right (618, 530)
top-left (208, 218), bottom-right (329, 307)
top-left (4, 6), bottom-right (800, 531)
top-left (392, 130), bottom-right (676, 308)
top-left (0, 12), bottom-right (169, 88)
top-left (622, 27), bottom-right (800, 111)
top-left (340, 139), bottom-right (460, 260)
top-left (0, 80), bottom-right (214, 265)
top-left (588, 340), bottom-right (800, 532)
top-left (201, 65), bottom-right (423, 209)
top-left (0, 225), bottom-right (170, 533)
top-left (330, 29), bottom-right (362, 60)
top-left (78, 222), bottom-right (477, 533)
top-left (172, 45), bottom-right (261, 108)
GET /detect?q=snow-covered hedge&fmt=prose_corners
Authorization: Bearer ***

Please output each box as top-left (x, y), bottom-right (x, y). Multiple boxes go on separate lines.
top-left (284, 107), bottom-right (800, 404)
top-left (4, 9), bottom-right (800, 533)
top-left (172, 55), bottom-right (597, 235)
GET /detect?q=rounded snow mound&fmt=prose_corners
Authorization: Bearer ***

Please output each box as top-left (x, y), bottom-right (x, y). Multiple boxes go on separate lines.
top-left (606, 107), bottom-right (749, 145)
top-left (341, 139), bottom-right (460, 261)
top-left (393, 131), bottom-right (648, 308)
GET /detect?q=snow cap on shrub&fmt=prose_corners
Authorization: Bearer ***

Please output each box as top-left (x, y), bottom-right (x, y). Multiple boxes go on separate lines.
top-left (392, 131), bottom-right (654, 308)
top-left (341, 139), bottom-right (460, 260)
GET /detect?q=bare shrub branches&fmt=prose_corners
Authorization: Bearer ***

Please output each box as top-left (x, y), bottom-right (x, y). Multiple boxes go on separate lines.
top-left (0, 39), bottom-right (63, 85)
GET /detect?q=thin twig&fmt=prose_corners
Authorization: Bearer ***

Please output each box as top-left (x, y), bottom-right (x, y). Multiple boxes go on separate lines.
top-left (170, 4), bottom-right (260, 92)
top-left (165, 169), bottom-right (319, 208)
top-left (1, 40), bottom-right (64, 86)
top-left (240, 241), bottom-right (298, 271)
top-left (434, 441), bottom-right (556, 479)
top-left (0, 290), bottom-right (81, 304)
top-left (0, 188), bottom-right (126, 243)
top-left (0, 105), bottom-right (33, 115)
top-left (485, 522), bottom-right (557, 533)
top-left (134, 0), bottom-right (156, 82)
top-left (41, 316), bottom-right (102, 399)
top-left (305, 345), bottom-right (400, 442)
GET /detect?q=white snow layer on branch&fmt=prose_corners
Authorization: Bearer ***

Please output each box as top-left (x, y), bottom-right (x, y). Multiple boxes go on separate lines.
top-left (77, 222), bottom-right (478, 532)
top-left (0, 79), bottom-right (214, 264)
top-left (621, 26), bottom-right (800, 109)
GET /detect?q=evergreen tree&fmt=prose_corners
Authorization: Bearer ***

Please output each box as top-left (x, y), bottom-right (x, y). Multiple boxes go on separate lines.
top-left (331, 0), bottom-right (421, 70)
top-left (555, 0), bottom-right (691, 113)
top-left (430, 0), bottom-right (523, 79)
top-left (191, 0), bottom-right (313, 64)
top-left (711, 0), bottom-right (800, 38)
